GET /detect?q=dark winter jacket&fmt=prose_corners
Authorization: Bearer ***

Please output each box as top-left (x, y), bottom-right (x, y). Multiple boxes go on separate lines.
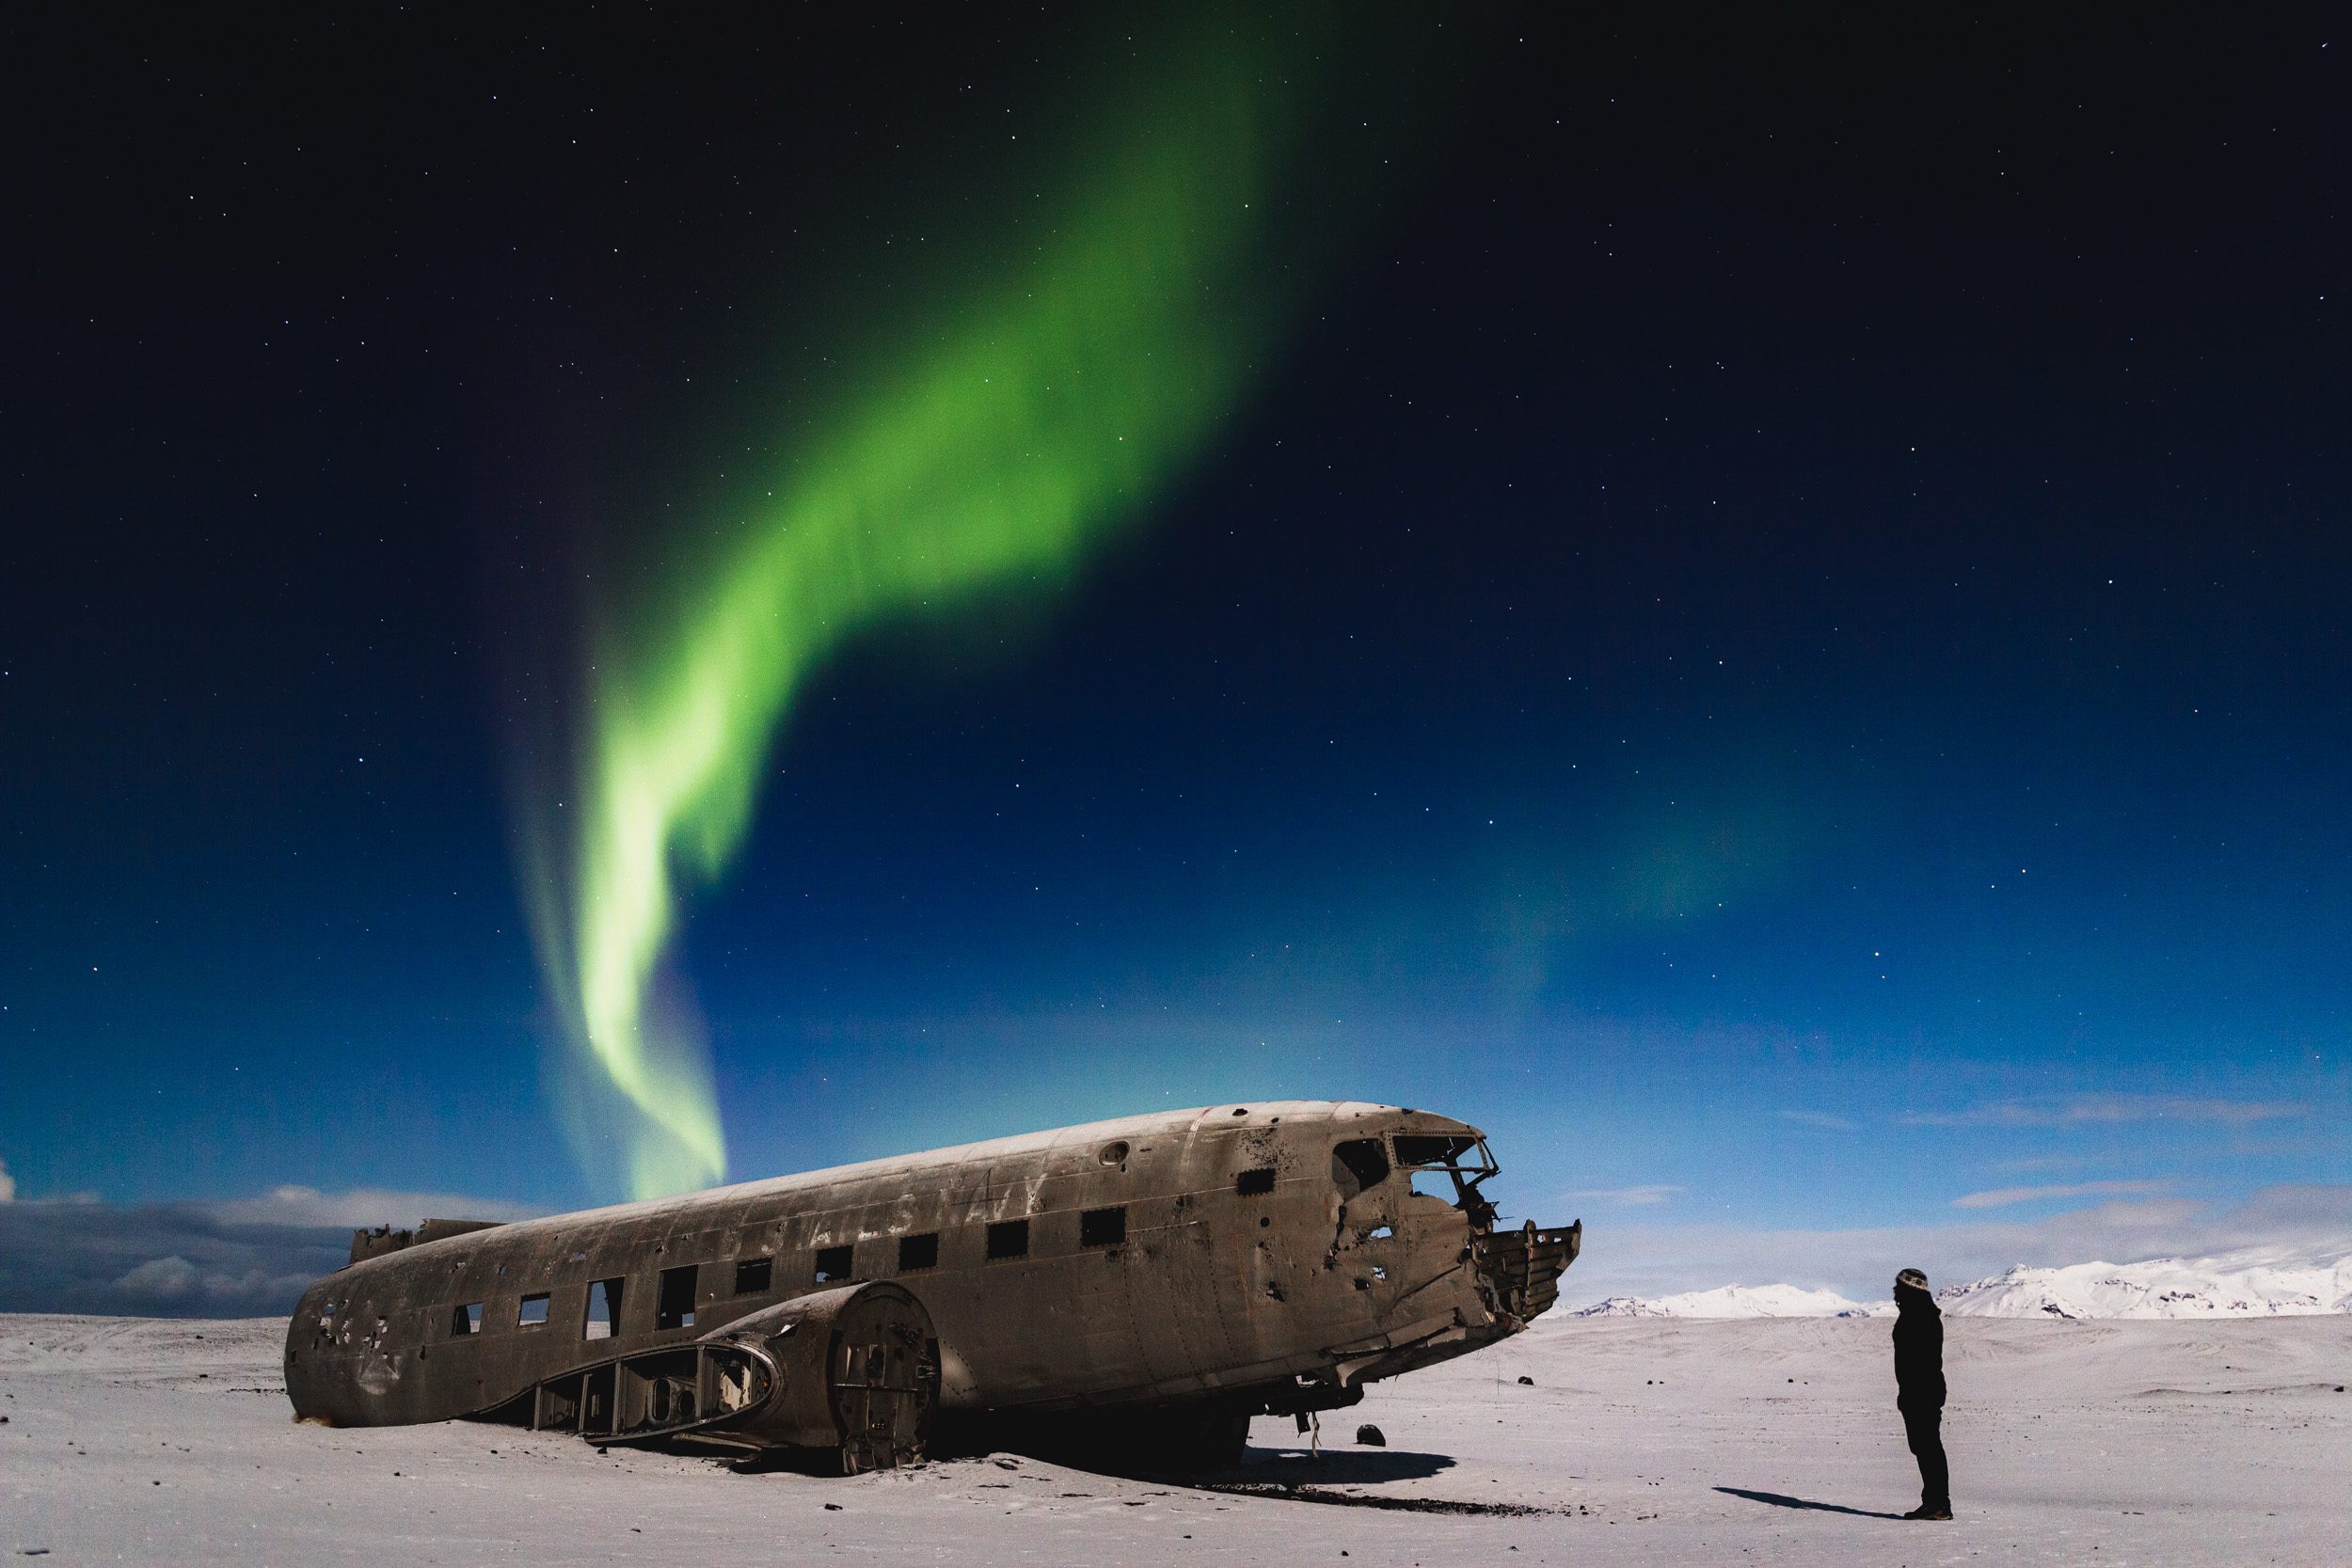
top-left (1892, 1283), bottom-right (1946, 1408)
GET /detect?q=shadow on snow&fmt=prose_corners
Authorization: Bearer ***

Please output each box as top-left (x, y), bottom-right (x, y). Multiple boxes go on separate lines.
top-left (1716, 1486), bottom-right (1910, 1521)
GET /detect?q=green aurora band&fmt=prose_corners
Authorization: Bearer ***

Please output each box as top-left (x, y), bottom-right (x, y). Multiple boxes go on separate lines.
top-left (535, 34), bottom-right (1333, 1198)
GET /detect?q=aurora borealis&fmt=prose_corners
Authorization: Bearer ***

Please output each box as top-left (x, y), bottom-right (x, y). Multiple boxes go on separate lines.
top-left (532, 35), bottom-right (1319, 1197)
top-left (2, 11), bottom-right (2343, 1303)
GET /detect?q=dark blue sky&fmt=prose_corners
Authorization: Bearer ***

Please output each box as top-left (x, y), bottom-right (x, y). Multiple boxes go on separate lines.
top-left (2, 12), bottom-right (2342, 1274)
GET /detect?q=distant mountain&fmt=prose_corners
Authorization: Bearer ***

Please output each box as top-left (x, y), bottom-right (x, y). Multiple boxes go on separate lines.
top-left (1569, 1283), bottom-right (1887, 1319)
top-left (1566, 1296), bottom-right (1673, 1318)
top-left (1565, 1244), bottom-right (2352, 1322)
top-left (1936, 1249), bottom-right (2352, 1320)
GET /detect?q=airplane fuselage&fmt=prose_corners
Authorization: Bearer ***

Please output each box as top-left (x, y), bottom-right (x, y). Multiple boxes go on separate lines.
top-left (286, 1101), bottom-right (1578, 1465)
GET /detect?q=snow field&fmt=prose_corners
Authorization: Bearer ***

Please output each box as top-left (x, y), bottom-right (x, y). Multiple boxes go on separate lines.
top-left (4, 1310), bottom-right (2346, 1566)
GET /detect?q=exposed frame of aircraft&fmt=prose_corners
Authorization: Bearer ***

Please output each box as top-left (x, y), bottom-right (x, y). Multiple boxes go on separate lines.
top-left (288, 1101), bottom-right (1579, 1472)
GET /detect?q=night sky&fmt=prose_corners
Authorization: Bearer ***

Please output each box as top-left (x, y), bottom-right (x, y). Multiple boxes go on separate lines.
top-left (3, 11), bottom-right (2343, 1304)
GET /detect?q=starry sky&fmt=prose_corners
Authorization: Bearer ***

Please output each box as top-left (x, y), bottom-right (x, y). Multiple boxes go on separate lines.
top-left (2, 11), bottom-right (2343, 1301)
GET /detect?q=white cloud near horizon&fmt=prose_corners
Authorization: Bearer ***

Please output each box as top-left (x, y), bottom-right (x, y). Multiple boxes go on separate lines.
top-left (1951, 1180), bottom-right (2170, 1210)
top-left (0, 1184), bottom-right (548, 1318)
top-left (0, 1155), bottom-right (15, 1203)
top-left (1899, 1094), bottom-right (2303, 1129)
top-left (104, 1252), bottom-right (325, 1310)
top-left (1564, 1185), bottom-right (1686, 1206)
top-left (1985, 1154), bottom-right (2092, 1175)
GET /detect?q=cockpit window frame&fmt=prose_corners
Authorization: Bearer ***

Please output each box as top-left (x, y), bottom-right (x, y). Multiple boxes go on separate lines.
top-left (1391, 1132), bottom-right (1501, 1221)
top-left (1390, 1133), bottom-right (1498, 1178)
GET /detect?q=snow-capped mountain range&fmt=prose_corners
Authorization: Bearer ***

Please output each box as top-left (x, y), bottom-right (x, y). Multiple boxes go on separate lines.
top-left (1570, 1244), bottom-right (2352, 1321)
top-left (1572, 1283), bottom-right (1889, 1319)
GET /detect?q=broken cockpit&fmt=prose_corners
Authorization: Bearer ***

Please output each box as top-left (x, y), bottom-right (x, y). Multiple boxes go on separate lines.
top-left (1319, 1120), bottom-right (1577, 1380)
top-left (1392, 1132), bottom-right (1502, 1228)
top-left (1330, 1128), bottom-right (1502, 1227)
top-left (1383, 1132), bottom-right (1578, 1319)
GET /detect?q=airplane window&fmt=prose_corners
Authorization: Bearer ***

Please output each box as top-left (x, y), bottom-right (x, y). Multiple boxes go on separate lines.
top-left (517, 1292), bottom-right (549, 1327)
top-left (986, 1219), bottom-right (1029, 1259)
top-left (734, 1257), bottom-right (773, 1295)
top-left (1393, 1133), bottom-right (1499, 1214)
top-left (584, 1277), bottom-right (623, 1338)
top-left (1409, 1169), bottom-right (1455, 1202)
top-left (1392, 1133), bottom-right (1488, 1170)
top-left (655, 1264), bottom-right (698, 1330)
top-left (451, 1302), bottom-right (482, 1337)
top-left (815, 1244), bottom-right (854, 1283)
top-left (1332, 1138), bottom-right (1390, 1193)
top-left (898, 1233), bottom-right (940, 1272)
top-left (1235, 1166), bottom-right (1277, 1196)
top-left (1080, 1206), bottom-right (1125, 1248)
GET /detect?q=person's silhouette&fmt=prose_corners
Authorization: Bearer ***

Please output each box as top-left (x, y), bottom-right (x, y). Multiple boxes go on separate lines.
top-left (1892, 1267), bottom-right (1951, 1519)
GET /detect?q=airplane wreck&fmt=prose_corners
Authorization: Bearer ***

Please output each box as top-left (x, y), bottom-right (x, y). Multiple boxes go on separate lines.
top-left (287, 1101), bottom-right (1580, 1472)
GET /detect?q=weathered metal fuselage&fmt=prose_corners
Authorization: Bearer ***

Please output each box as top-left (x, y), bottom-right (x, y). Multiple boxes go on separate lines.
top-left (286, 1101), bottom-right (1577, 1460)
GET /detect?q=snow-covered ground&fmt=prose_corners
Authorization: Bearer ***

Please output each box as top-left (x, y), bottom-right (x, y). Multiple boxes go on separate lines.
top-left (6, 1310), bottom-right (2345, 1565)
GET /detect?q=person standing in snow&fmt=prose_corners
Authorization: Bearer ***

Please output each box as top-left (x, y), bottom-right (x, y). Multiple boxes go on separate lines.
top-left (1893, 1266), bottom-right (1951, 1519)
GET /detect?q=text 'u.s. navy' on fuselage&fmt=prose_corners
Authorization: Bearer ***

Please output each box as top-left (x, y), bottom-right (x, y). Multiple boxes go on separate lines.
top-left (286, 1101), bottom-right (1580, 1472)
